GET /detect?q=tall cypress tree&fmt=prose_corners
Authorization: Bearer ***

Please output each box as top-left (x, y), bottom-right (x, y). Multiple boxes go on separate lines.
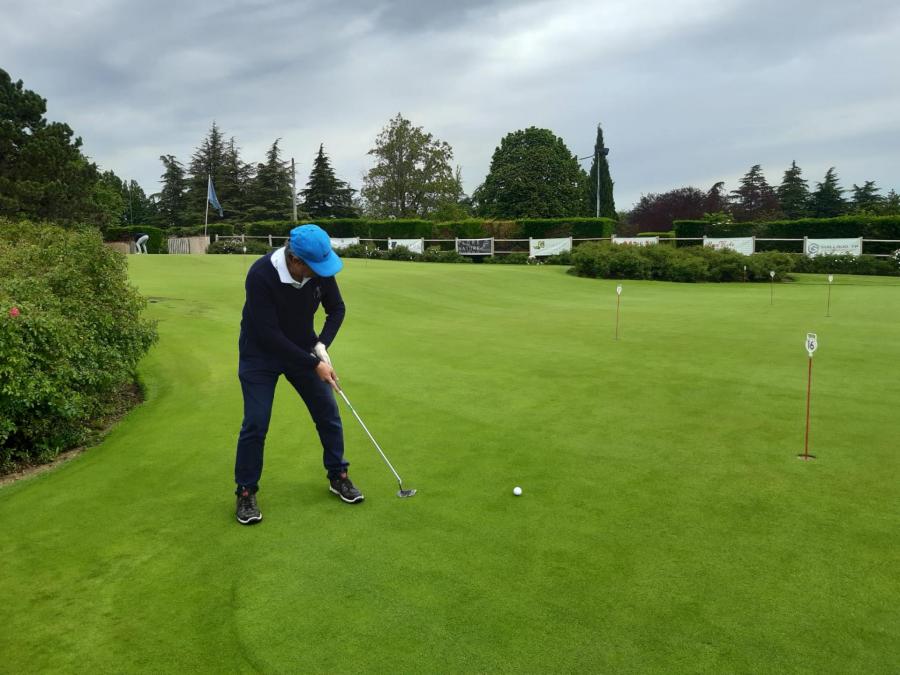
top-left (810, 168), bottom-right (847, 218)
top-left (776, 161), bottom-right (810, 220)
top-left (587, 123), bottom-right (615, 218)
top-left (730, 165), bottom-right (782, 222)
top-left (300, 144), bottom-right (357, 218)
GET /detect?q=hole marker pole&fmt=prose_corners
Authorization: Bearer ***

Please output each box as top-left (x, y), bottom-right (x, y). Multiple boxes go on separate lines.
top-left (800, 332), bottom-right (818, 461)
top-left (615, 284), bottom-right (622, 341)
top-left (769, 270), bottom-right (775, 305)
top-left (826, 274), bottom-right (833, 317)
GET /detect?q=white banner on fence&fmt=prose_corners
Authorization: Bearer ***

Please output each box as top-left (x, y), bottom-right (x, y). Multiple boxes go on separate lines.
top-left (612, 236), bottom-right (659, 246)
top-left (804, 237), bottom-right (863, 257)
top-left (703, 236), bottom-right (755, 255)
top-left (330, 237), bottom-right (360, 250)
top-left (388, 238), bottom-right (425, 254)
top-left (456, 238), bottom-right (494, 255)
top-left (529, 237), bottom-right (572, 257)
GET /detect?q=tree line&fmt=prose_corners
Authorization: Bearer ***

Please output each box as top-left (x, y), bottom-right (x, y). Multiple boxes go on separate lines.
top-left (3, 67), bottom-right (895, 232)
top-left (622, 163), bottom-right (899, 235)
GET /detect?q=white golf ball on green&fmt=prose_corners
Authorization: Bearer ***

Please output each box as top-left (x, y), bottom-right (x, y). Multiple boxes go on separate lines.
top-left (513, 486), bottom-right (522, 496)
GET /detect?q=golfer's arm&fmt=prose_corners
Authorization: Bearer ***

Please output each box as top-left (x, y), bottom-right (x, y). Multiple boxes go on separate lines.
top-left (246, 274), bottom-right (318, 367)
top-left (317, 278), bottom-right (345, 348)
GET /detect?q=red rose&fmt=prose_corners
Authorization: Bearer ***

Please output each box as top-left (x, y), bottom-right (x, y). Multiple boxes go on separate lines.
top-left (9, 306), bottom-right (20, 318)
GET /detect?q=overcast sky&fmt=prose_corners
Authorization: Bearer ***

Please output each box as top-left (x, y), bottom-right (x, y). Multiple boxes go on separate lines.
top-left (2, 0), bottom-right (898, 210)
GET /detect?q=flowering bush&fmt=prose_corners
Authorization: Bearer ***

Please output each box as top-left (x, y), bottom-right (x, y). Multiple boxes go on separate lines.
top-left (0, 220), bottom-right (157, 471)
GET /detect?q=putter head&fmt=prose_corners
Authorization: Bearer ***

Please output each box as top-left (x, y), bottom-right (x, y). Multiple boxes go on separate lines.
top-left (397, 489), bottom-right (417, 498)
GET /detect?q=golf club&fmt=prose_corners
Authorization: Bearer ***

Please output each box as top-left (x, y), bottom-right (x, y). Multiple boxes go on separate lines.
top-left (335, 385), bottom-right (416, 498)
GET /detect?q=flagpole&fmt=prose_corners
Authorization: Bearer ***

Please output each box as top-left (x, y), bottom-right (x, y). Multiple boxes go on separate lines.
top-left (205, 174), bottom-right (210, 237)
top-left (291, 158), bottom-right (297, 223)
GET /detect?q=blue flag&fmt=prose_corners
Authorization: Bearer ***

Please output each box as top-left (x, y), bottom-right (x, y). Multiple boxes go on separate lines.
top-left (207, 175), bottom-right (223, 217)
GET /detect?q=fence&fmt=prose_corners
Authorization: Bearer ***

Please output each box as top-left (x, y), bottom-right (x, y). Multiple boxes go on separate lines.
top-left (167, 236), bottom-right (211, 254)
top-left (214, 234), bottom-right (900, 258)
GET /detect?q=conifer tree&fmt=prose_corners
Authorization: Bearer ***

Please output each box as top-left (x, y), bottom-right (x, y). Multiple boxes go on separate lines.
top-left (587, 124), bottom-right (615, 218)
top-left (776, 161), bottom-right (810, 220)
top-left (810, 168), bottom-right (847, 218)
top-left (850, 181), bottom-right (882, 213)
top-left (247, 140), bottom-right (292, 221)
top-left (300, 144), bottom-right (357, 218)
top-left (157, 155), bottom-right (188, 228)
top-left (186, 122), bottom-right (228, 222)
top-left (730, 165), bottom-right (782, 221)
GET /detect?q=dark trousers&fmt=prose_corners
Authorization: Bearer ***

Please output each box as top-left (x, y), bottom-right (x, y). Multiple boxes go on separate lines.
top-left (234, 358), bottom-right (347, 493)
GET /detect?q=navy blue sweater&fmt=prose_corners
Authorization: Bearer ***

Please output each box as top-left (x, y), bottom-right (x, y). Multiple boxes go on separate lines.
top-left (238, 252), bottom-right (345, 368)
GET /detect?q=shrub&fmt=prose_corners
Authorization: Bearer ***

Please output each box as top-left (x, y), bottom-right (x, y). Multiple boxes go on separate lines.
top-left (485, 252), bottom-right (530, 264)
top-left (421, 248), bottom-right (472, 264)
top-left (207, 239), bottom-right (271, 255)
top-left (384, 245), bottom-right (422, 261)
top-left (571, 241), bottom-right (795, 282)
top-left (792, 254), bottom-right (899, 276)
top-left (0, 220), bottom-right (157, 471)
top-left (572, 242), bottom-right (614, 278)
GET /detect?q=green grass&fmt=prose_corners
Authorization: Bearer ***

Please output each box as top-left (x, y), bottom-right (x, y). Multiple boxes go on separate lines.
top-left (2, 257), bottom-right (898, 673)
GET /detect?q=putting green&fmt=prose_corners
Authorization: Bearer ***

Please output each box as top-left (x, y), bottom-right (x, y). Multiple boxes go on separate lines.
top-left (2, 256), bottom-right (898, 673)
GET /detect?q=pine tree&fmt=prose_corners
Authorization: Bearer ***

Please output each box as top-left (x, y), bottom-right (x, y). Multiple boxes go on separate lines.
top-left (247, 139), bottom-right (292, 221)
top-left (186, 122), bottom-right (228, 223)
top-left (850, 181), bottom-right (882, 213)
top-left (587, 124), bottom-right (615, 218)
top-left (810, 168), bottom-right (847, 218)
top-left (300, 144), bottom-right (357, 218)
top-left (776, 161), bottom-right (810, 220)
top-left (219, 137), bottom-right (253, 222)
top-left (877, 189), bottom-right (900, 215)
top-left (157, 154), bottom-right (188, 228)
top-left (730, 165), bottom-right (782, 221)
top-left (0, 68), bottom-right (100, 223)
top-left (123, 180), bottom-right (156, 226)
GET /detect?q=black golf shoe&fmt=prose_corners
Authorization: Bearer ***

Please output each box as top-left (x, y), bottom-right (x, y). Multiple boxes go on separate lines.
top-left (329, 473), bottom-right (364, 504)
top-left (236, 488), bottom-right (262, 524)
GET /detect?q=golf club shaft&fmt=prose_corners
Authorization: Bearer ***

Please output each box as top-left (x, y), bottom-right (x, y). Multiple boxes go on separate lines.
top-left (336, 387), bottom-right (404, 486)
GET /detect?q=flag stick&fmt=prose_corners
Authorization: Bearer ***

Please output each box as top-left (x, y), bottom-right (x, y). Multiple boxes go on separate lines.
top-left (204, 174), bottom-right (210, 238)
top-left (802, 355), bottom-right (813, 460)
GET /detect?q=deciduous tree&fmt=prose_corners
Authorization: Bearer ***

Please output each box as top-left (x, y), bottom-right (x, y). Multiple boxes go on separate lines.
top-left (474, 127), bottom-right (588, 218)
top-left (362, 114), bottom-right (462, 218)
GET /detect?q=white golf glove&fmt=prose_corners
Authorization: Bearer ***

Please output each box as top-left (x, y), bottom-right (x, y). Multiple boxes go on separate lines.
top-left (313, 342), bottom-right (332, 366)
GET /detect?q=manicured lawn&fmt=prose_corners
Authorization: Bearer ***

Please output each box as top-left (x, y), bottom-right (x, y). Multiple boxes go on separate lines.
top-left (2, 257), bottom-right (898, 673)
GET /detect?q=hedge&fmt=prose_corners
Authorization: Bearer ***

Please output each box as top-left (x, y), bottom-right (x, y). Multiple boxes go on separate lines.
top-left (674, 216), bottom-right (900, 241)
top-left (0, 220), bottom-right (158, 471)
top-left (168, 224), bottom-right (235, 239)
top-left (104, 225), bottom-right (166, 253)
top-left (241, 218), bottom-right (616, 240)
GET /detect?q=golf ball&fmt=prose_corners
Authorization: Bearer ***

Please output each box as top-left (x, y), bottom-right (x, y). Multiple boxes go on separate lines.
top-left (513, 486), bottom-right (522, 496)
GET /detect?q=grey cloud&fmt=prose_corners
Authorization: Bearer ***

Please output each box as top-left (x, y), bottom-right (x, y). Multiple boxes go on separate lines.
top-left (1, 0), bottom-right (897, 207)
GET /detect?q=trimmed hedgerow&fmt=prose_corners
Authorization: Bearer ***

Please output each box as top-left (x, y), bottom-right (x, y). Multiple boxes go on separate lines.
top-left (0, 220), bottom-right (157, 471)
top-left (571, 242), bottom-right (796, 282)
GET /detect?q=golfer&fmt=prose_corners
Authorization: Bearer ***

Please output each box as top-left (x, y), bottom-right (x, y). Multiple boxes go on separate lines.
top-left (233, 223), bottom-right (363, 525)
top-left (134, 232), bottom-right (149, 254)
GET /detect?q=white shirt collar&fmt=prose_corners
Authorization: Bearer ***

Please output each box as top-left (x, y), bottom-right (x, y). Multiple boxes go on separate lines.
top-left (272, 246), bottom-right (311, 289)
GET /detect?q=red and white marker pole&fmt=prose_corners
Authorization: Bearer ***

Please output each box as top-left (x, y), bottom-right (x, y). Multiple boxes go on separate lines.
top-left (800, 332), bottom-right (818, 461)
top-left (615, 284), bottom-right (622, 341)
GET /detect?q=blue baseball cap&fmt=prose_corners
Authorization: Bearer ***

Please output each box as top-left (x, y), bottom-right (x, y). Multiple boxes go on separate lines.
top-left (288, 224), bottom-right (343, 277)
